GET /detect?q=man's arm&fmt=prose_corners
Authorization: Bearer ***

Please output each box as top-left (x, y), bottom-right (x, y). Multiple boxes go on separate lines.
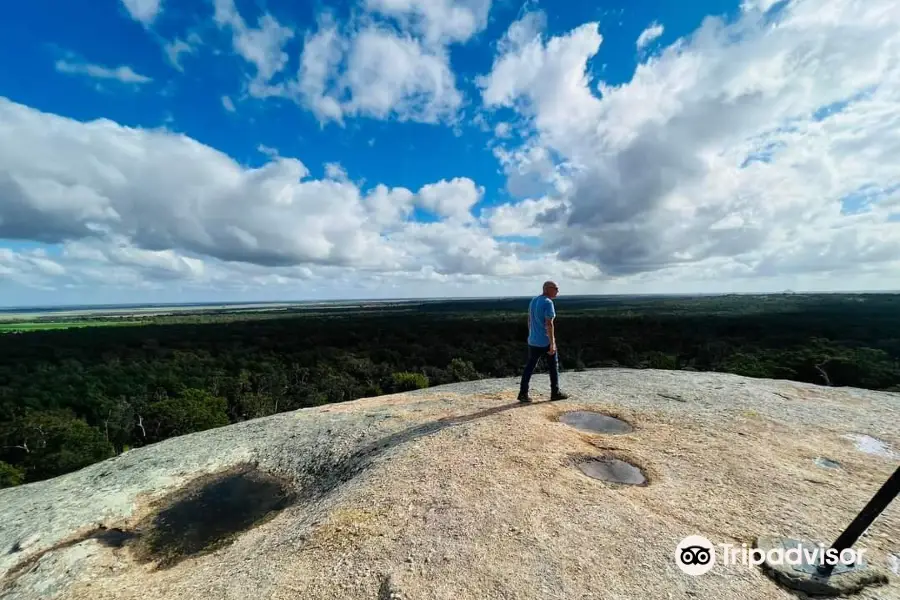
top-left (545, 317), bottom-right (555, 353)
top-left (545, 299), bottom-right (557, 353)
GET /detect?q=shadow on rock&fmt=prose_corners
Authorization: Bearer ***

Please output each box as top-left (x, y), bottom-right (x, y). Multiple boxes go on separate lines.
top-left (353, 401), bottom-right (526, 462)
top-left (292, 401), bottom-right (530, 504)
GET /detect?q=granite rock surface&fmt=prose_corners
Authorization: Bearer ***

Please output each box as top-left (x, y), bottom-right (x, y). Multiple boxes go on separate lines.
top-left (1, 369), bottom-right (898, 600)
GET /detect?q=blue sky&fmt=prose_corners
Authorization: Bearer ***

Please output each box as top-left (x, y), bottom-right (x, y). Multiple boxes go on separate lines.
top-left (2, 0), bottom-right (737, 197)
top-left (1, 0), bottom-right (898, 306)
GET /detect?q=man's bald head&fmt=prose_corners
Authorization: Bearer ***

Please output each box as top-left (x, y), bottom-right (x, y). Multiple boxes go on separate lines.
top-left (542, 280), bottom-right (559, 297)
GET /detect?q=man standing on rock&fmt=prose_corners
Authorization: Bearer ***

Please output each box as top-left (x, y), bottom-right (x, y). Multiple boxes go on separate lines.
top-left (518, 281), bottom-right (569, 403)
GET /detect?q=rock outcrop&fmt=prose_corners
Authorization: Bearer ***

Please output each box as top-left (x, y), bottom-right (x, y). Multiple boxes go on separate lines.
top-left (1, 369), bottom-right (898, 600)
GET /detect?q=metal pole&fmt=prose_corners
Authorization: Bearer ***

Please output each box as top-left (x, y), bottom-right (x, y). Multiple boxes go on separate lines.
top-left (816, 465), bottom-right (900, 577)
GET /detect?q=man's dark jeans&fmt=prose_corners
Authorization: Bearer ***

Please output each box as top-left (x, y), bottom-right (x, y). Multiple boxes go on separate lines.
top-left (519, 344), bottom-right (559, 396)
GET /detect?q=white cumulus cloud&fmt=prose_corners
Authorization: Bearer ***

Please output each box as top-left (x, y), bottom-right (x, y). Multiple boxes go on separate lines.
top-left (324, 162), bottom-right (349, 181)
top-left (164, 34), bottom-right (202, 71)
top-left (205, 2), bottom-right (478, 126)
top-left (0, 97), bottom-right (574, 291)
top-left (0, 97), bottom-right (396, 268)
top-left (214, 0), bottom-right (295, 98)
top-left (479, 0), bottom-right (900, 282)
top-left (417, 177), bottom-right (484, 222)
top-left (636, 22), bottom-right (664, 50)
top-left (296, 21), bottom-right (463, 125)
top-left (121, 0), bottom-right (161, 26)
top-left (340, 27), bottom-right (462, 123)
top-left (290, 1), bottom-right (488, 125)
top-left (364, 0), bottom-right (492, 45)
top-left (482, 196), bottom-right (561, 237)
top-left (297, 15), bottom-right (347, 124)
top-left (55, 60), bottom-right (152, 84)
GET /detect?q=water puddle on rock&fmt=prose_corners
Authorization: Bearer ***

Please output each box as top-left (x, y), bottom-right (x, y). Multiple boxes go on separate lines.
top-left (814, 457), bottom-right (841, 470)
top-left (559, 411), bottom-right (633, 434)
top-left (577, 458), bottom-right (647, 485)
top-left (130, 463), bottom-right (296, 568)
top-left (841, 434), bottom-right (899, 459)
top-left (888, 554), bottom-right (900, 576)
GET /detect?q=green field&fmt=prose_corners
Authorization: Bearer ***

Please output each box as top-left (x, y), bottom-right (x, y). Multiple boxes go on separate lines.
top-left (0, 321), bottom-right (131, 333)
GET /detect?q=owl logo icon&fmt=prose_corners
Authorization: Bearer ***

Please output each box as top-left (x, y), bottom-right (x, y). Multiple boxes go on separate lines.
top-left (675, 536), bottom-right (716, 575)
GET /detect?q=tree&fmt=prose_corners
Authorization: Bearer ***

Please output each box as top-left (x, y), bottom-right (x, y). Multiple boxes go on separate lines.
top-left (0, 461), bottom-right (24, 488)
top-left (448, 358), bottom-right (480, 382)
top-left (143, 389), bottom-right (229, 444)
top-left (721, 353), bottom-right (772, 379)
top-left (390, 372), bottom-right (429, 392)
top-left (99, 396), bottom-right (136, 452)
top-left (641, 351), bottom-right (677, 370)
top-left (1, 410), bottom-right (115, 482)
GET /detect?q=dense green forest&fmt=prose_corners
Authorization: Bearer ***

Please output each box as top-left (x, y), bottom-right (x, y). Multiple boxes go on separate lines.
top-left (1, 293), bottom-right (899, 489)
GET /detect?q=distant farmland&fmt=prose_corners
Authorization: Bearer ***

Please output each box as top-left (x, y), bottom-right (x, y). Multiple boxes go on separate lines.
top-left (0, 321), bottom-right (132, 333)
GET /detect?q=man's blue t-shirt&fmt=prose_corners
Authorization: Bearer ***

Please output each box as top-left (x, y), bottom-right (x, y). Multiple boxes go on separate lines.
top-left (527, 295), bottom-right (556, 347)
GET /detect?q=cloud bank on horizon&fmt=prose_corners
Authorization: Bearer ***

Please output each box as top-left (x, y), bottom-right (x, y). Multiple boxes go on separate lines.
top-left (0, 0), bottom-right (899, 305)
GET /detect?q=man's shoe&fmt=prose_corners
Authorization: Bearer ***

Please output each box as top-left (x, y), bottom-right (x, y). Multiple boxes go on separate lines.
top-left (517, 393), bottom-right (533, 403)
top-left (550, 390), bottom-right (569, 401)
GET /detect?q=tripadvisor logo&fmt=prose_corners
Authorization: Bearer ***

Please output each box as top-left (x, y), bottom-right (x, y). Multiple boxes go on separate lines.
top-left (675, 535), bottom-right (716, 576)
top-left (674, 535), bottom-right (867, 576)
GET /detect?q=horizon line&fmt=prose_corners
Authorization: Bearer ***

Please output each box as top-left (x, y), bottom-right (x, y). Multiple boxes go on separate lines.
top-left (3, 289), bottom-right (900, 312)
